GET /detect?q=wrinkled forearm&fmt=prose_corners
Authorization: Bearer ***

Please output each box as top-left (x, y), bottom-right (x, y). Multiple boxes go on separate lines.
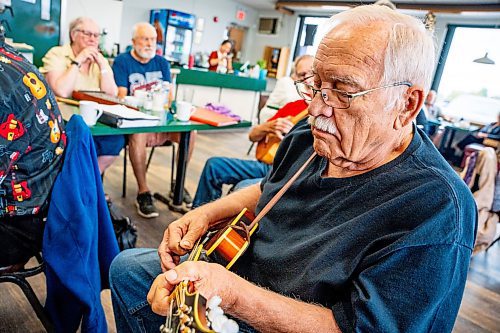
top-left (47, 68), bottom-right (79, 98)
top-left (227, 276), bottom-right (341, 333)
top-left (249, 122), bottom-right (272, 142)
top-left (100, 71), bottom-right (118, 96)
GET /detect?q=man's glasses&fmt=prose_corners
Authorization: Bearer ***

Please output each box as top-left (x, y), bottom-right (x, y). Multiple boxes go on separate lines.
top-left (75, 29), bottom-right (101, 39)
top-left (295, 76), bottom-right (412, 109)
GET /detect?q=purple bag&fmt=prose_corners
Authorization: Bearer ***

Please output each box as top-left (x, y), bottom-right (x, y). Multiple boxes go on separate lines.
top-left (204, 103), bottom-right (241, 121)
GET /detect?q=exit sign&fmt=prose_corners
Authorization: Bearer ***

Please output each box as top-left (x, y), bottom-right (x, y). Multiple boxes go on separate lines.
top-left (236, 10), bottom-right (246, 21)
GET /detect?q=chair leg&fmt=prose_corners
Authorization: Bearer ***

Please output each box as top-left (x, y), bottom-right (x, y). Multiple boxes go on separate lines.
top-left (1, 275), bottom-right (55, 332)
top-left (171, 144), bottom-right (176, 190)
top-left (146, 147), bottom-right (156, 171)
top-left (122, 146), bottom-right (127, 198)
top-left (246, 142), bottom-right (255, 156)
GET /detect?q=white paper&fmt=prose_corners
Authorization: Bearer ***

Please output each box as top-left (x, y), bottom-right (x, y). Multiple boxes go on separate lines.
top-left (101, 104), bottom-right (160, 120)
top-left (21, 0), bottom-right (36, 4)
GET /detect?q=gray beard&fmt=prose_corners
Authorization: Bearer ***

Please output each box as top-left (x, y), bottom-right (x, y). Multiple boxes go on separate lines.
top-left (135, 49), bottom-right (155, 60)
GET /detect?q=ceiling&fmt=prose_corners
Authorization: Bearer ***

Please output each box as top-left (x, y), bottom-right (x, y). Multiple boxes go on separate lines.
top-left (235, 0), bottom-right (500, 13)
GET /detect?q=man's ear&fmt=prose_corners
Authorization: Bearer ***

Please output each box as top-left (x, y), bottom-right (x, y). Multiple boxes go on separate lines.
top-left (394, 85), bottom-right (425, 130)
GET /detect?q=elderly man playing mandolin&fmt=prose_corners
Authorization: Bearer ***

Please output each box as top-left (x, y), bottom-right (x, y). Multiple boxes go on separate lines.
top-left (109, 5), bottom-right (476, 333)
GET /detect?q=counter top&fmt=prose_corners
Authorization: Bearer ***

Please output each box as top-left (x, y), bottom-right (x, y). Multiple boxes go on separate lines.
top-left (175, 68), bottom-right (267, 92)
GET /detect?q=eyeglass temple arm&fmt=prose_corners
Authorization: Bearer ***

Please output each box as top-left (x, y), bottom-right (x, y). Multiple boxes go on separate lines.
top-left (349, 81), bottom-right (412, 99)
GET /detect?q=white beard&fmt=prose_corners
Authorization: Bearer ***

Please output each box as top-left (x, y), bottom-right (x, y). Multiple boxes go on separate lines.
top-left (308, 115), bottom-right (337, 135)
top-left (136, 48), bottom-right (155, 60)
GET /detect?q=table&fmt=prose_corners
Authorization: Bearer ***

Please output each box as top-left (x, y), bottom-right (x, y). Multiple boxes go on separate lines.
top-left (431, 119), bottom-right (480, 155)
top-left (58, 103), bottom-right (251, 213)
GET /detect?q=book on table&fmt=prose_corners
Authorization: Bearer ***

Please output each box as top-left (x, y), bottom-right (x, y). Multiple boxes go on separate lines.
top-left (98, 104), bottom-right (160, 128)
top-left (189, 108), bottom-right (239, 127)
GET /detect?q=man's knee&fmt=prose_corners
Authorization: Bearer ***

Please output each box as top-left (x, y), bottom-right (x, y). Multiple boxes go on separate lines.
top-left (205, 157), bottom-right (226, 172)
top-left (128, 133), bottom-right (147, 148)
top-left (110, 248), bottom-right (152, 289)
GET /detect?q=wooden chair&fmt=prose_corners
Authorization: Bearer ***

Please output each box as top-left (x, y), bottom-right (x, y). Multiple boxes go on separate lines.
top-left (0, 254), bottom-right (55, 332)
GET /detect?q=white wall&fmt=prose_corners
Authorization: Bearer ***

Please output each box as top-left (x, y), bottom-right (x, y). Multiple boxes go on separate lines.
top-left (62, 0), bottom-right (123, 54)
top-left (119, 0), bottom-right (258, 59)
top-left (243, 11), bottom-right (299, 65)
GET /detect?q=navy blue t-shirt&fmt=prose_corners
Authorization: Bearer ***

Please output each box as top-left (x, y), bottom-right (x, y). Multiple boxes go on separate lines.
top-left (233, 121), bottom-right (477, 332)
top-left (112, 52), bottom-right (171, 94)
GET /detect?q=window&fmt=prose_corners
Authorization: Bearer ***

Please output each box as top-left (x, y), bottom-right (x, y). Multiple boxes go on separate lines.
top-left (434, 25), bottom-right (500, 124)
top-left (258, 18), bottom-right (279, 35)
top-left (293, 16), bottom-right (329, 60)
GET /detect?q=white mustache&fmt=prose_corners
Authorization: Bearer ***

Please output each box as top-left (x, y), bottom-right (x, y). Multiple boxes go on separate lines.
top-left (308, 115), bottom-right (337, 135)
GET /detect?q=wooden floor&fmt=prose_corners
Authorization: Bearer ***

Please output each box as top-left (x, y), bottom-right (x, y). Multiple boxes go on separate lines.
top-left (0, 129), bottom-right (499, 332)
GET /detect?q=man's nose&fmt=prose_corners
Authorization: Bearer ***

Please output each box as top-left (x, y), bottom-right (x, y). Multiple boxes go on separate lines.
top-left (308, 94), bottom-right (333, 118)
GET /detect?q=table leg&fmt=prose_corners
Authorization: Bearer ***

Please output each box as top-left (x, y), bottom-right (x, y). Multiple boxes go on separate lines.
top-left (439, 127), bottom-right (450, 154)
top-left (173, 131), bottom-right (190, 206)
top-left (154, 131), bottom-right (191, 214)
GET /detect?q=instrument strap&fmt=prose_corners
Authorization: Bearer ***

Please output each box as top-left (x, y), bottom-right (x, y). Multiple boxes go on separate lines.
top-left (248, 151), bottom-right (317, 230)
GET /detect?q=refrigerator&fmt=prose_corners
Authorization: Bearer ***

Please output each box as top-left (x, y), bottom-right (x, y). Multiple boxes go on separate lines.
top-left (150, 9), bottom-right (195, 65)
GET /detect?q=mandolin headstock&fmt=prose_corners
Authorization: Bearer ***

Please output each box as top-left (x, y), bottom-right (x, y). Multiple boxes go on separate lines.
top-left (160, 282), bottom-right (238, 333)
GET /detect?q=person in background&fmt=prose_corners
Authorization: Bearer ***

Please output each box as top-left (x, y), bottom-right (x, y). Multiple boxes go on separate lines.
top-left (110, 5), bottom-right (476, 332)
top-left (424, 90), bottom-right (441, 119)
top-left (40, 17), bottom-right (123, 175)
top-left (0, 34), bottom-right (65, 267)
top-left (457, 112), bottom-right (500, 151)
top-left (191, 55), bottom-right (314, 208)
top-left (421, 89), bottom-right (441, 136)
top-left (259, 55), bottom-right (314, 121)
top-left (152, 13), bottom-right (164, 55)
top-left (112, 22), bottom-right (194, 218)
top-left (208, 39), bottom-right (233, 73)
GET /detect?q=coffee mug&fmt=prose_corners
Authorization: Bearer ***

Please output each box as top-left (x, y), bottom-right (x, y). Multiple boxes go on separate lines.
top-left (133, 89), bottom-right (149, 107)
top-left (124, 95), bottom-right (139, 108)
top-left (176, 101), bottom-right (195, 122)
top-left (79, 101), bottom-right (103, 126)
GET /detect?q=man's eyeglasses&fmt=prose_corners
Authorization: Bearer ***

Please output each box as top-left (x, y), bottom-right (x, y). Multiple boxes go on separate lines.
top-left (294, 76), bottom-right (412, 109)
top-left (75, 29), bottom-right (101, 39)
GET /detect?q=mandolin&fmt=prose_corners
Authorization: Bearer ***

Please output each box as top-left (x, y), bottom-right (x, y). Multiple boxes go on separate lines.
top-left (161, 152), bottom-right (317, 333)
top-left (255, 109), bottom-right (309, 165)
top-left (160, 208), bottom-right (257, 333)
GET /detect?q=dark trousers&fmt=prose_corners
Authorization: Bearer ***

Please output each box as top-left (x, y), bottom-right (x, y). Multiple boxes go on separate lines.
top-left (0, 213), bottom-right (45, 267)
top-left (457, 135), bottom-right (483, 151)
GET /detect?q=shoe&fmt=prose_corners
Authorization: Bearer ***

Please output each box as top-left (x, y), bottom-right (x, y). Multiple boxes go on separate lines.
top-left (169, 182), bottom-right (193, 208)
top-left (135, 192), bottom-right (159, 218)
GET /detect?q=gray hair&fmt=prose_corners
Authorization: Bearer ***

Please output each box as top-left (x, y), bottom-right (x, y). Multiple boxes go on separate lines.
top-left (132, 22), bottom-right (156, 39)
top-left (291, 54), bottom-right (314, 76)
top-left (69, 17), bottom-right (86, 43)
top-left (321, 5), bottom-right (436, 108)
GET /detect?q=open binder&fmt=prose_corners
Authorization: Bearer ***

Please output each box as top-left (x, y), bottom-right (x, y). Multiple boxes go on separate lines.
top-left (98, 105), bottom-right (160, 128)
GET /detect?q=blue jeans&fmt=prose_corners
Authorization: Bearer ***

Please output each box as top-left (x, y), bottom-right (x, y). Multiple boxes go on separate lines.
top-left (109, 248), bottom-right (164, 333)
top-left (109, 248), bottom-right (257, 333)
top-left (192, 157), bottom-right (271, 208)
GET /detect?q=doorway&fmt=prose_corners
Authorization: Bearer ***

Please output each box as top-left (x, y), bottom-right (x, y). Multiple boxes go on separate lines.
top-left (228, 25), bottom-right (246, 62)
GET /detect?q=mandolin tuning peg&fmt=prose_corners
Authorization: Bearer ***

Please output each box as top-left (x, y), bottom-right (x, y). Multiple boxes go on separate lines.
top-left (207, 295), bottom-right (222, 309)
